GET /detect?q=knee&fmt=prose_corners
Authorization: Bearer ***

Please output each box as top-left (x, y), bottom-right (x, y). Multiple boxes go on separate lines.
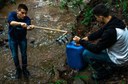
top-left (82, 49), bottom-right (91, 60)
top-left (82, 49), bottom-right (91, 57)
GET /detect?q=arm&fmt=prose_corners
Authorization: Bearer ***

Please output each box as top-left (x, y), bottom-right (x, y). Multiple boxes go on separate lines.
top-left (82, 36), bottom-right (89, 41)
top-left (74, 29), bottom-right (117, 53)
top-left (10, 21), bottom-right (28, 28)
top-left (8, 12), bottom-right (28, 28)
top-left (24, 16), bottom-right (35, 30)
top-left (88, 28), bottom-right (103, 41)
top-left (73, 36), bottom-right (88, 43)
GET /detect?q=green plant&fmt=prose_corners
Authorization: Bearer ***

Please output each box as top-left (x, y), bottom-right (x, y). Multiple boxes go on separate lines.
top-left (60, 0), bottom-right (69, 9)
top-left (54, 79), bottom-right (67, 84)
top-left (60, 0), bottom-right (85, 11)
top-left (74, 75), bottom-right (89, 79)
top-left (121, 0), bottom-right (128, 20)
top-left (60, 0), bottom-right (94, 26)
top-left (70, 0), bottom-right (84, 11)
top-left (0, 0), bottom-right (16, 9)
top-left (115, 0), bottom-right (128, 19)
top-left (81, 5), bottom-right (93, 26)
top-left (8, 0), bottom-right (16, 4)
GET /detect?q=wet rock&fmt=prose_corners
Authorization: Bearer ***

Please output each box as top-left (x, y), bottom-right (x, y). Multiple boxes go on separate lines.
top-left (0, 41), bottom-right (4, 46)
top-left (0, 39), bottom-right (8, 47)
top-left (58, 65), bottom-right (78, 81)
top-left (83, 0), bottom-right (91, 4)
top-left (30, 40), bottom-right (35, 44)
top-left (73, 78), bottom-right (85, 84)
top-left (0, 24), bottom-right (4, 32)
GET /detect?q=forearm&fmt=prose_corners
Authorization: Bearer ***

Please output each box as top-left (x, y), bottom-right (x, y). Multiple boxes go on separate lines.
top-left (10, 21), bottom-right (22, 26)
top-left (79, 39), bottom-right (103, 53)
top-left (10, 21), bottom-right (28, 28)
top-left (88, 28), bottom-right (103, 41)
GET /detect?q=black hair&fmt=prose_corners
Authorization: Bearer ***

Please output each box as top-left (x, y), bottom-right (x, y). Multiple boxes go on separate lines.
top-left (92, 4), bottom-right (109, 17)
top-left (18, 4), bottom-right (28, 11)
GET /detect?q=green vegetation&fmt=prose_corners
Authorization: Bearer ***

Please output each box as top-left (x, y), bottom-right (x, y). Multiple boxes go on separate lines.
top-left (60, 0), bottom-right (128, 25)
top-left (81, 5), bottom-right (93, 26)
top-left (60, 0), bottom-right (85, 12)
top-left (116, 0), bottom-right (128, 20)
top-left (60, 0), bottom-right (93, 26)
top-left (54, 80), bottom-right (67, 84)
top-left (0, 0), bottom-right (16, 9)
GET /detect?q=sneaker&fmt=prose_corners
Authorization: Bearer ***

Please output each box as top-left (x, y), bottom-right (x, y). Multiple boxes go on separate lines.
top-left (22, 68), bottom-right (30, 79)
top-left (15, 69), bottom-right (22, 79)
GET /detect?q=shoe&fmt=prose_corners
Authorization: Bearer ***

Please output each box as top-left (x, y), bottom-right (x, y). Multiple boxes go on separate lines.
top-left (15, 68), bottom-right (22, 79)
top-left (22, 68), bottom-right (30, 79)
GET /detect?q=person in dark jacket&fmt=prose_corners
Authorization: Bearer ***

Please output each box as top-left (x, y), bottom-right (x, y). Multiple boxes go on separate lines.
top-left (73, 4), bottom-right (128, 80)
top-left (7, 4), bottom-right (34, 79)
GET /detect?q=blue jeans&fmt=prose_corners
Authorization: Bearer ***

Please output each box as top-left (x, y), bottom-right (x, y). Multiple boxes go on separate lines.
top-left (82, 49), bottom-right (116, 73)
top-left (9, 37), bottom-right (27, 69)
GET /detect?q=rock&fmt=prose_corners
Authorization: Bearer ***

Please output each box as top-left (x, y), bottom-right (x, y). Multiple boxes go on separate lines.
top-left (0, 24), bottom-right (4, 32)
top-left (73, 78), bottom-right (85, 84)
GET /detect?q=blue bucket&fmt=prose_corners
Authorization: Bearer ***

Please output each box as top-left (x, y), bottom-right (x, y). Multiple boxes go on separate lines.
top-left (66, 41), bottom-right (85, 70)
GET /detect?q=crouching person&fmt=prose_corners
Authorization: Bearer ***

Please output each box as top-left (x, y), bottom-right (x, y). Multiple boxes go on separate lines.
top-left (73, 4), bottom-right (128, 80)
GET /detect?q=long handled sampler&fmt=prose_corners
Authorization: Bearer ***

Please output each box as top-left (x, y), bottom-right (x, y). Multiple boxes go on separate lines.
top-left (33, 26), bottom-right (67, 34)
top-left (31, 26), bottom-right (71, 45)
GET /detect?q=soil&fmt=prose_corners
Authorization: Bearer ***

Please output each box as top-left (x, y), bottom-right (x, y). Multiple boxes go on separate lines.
top-left (0, 0), bottom-right (128, 84)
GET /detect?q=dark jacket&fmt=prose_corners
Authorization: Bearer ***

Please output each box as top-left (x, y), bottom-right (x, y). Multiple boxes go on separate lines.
top-left (79, 16), bottom-right (126, 53)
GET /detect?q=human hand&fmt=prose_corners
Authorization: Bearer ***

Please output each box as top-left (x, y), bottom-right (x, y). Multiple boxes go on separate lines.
top-left (20, 22), bottom-right (27, 28)
top-left (73, 36), bottom-right (81, 43)
top-left (27, 25), bottom-right (35, 30)
top-left (82, 36), bottom-right (88, 41)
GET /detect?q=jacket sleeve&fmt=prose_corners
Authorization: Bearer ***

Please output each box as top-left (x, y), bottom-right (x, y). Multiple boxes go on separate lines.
top-left (88, 28), bottom-right (103, 41)
top-left (79, 29), bottom-right (117, 53)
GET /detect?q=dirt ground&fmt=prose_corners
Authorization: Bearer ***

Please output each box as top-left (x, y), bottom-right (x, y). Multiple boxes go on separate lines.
top-left (0, 0), bottom-right (128, 84)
